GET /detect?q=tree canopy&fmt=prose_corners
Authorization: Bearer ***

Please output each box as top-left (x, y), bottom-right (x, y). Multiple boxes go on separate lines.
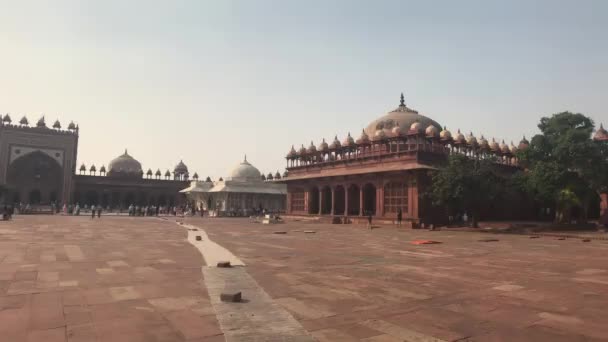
top-left (517, 111), bottom-right (608, 221)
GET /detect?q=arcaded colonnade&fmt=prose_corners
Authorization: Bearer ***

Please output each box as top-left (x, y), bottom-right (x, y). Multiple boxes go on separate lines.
top-left (286, 171), bottom-right (422, 221)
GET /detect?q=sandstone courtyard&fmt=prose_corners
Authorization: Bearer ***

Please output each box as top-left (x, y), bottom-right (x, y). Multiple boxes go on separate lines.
top-left (1, 216), bottom-right (608, 342)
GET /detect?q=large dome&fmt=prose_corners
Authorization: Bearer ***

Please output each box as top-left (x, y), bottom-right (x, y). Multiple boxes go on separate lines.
top-left (107, 150), bottom-right (143, 177)
top-left (364, 94), bottom-right (442, 136)
top-left (229, 156), bottom-right (261, 181)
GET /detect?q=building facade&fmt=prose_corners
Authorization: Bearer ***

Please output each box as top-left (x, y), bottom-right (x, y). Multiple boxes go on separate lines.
top-left (280, 95), bottom-right (530, 225)
top-left (181, 157), bottom-right (286, 216)
top-left (0, 114), bottom-right (192, 208)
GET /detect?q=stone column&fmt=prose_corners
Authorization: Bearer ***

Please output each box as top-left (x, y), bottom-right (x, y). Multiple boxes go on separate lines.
top-left (330, 187), bottom-right (335, 215)
top-left (359, 185), bottom-right (364, 216)
top-left (344, 185), bottom-right (349, 216)
top-left (318, 189), bottom-right (323, 215)
top-left (601, 192), bottom-right (608, 217)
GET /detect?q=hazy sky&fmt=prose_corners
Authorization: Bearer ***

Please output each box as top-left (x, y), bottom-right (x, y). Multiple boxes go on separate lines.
top-left (1, 0), bottom-right (606, 179)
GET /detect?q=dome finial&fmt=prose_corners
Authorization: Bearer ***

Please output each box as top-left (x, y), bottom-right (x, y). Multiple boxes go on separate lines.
top-left (244, 154), bottom-right (247, 162)
top-left (400, 93), bottom-right (405, 106)
top-left (124, 149), bottom-right (128, 155)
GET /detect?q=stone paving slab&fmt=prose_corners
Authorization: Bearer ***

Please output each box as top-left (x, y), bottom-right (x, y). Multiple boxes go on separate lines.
top-left (0, 216), bottom-right (223, 342)
top-left (188, 217), bottom-right (608, 342)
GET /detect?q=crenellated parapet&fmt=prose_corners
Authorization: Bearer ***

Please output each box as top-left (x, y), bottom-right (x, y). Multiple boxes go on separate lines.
top-left (1, 113), bottom-right (79, 136)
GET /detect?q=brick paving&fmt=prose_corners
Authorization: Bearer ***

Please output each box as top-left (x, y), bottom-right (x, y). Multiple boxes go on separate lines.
top-left (188, 218), bottom-right (608, 342)
top-left (0, 216), bottom-right (223, 342)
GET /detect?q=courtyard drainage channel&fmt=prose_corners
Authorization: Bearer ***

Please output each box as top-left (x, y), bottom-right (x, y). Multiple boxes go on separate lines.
top-left (180, 222), bottom-right (315, 342)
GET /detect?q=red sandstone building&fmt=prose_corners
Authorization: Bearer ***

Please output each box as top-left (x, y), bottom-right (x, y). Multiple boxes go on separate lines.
top-left (280, 95), bottom-right (533, 225)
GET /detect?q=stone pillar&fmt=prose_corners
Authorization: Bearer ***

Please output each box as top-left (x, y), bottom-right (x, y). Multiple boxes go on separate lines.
top-left (359, 185), bottom-right (364, 216)
top-left (318, 190), bottom-right (323, 215)
top-left (344, 185), bottom-right (349, 216)
top-left (330, 187), bottom-right (335, 215)
top-left (601, 192), bottom-right (608, 217)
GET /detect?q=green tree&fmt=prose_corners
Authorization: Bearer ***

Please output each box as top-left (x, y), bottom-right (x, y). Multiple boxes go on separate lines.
top-left (518, 111), bottom-right (608, 222)
top-left (429, 154), bottom-right (503, 228)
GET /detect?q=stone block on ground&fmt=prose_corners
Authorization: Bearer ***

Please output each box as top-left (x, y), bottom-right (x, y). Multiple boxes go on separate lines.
top-left (220, 291), bottom-right (242, 302)
top-left (273, 231), bottom-right (287, 234)
top-left (304, 230), bottom-right (316, 234)
top-left (196, 236), bottom-right (202, 241)
top-left (217, 261), bottom-right (231, 268)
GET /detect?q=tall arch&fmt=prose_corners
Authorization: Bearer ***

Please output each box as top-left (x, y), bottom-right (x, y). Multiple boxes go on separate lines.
top-left (7, 151), bottom-right (63, 205)
top-left (348, 184), bottom-right (360, 215)
top-left (363, 183), bottom-right (376, 215)
top-left (334, 185), bottom-right (345, 215)
top-left (308, 187), bottom-right (319, 214)
top-left (321, 186), bottom-right (332, 214)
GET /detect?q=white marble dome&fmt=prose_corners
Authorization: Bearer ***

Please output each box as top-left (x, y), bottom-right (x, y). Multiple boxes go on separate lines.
top-left (230, 156), bottom-right (262, 181)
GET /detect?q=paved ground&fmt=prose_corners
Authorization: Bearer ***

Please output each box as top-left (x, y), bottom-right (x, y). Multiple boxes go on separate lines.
top-left (0, 216), bottom-right (223, 342)
top-left (3, 216), bottom-right (608, 342)
top-left (188, 217), bottom-right (608, 342)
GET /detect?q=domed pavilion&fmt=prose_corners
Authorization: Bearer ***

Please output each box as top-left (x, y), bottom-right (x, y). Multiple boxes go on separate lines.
top-left (279, 94), bottom-right (529, 226)
top-left (180, 156), bottom-right (286, 216)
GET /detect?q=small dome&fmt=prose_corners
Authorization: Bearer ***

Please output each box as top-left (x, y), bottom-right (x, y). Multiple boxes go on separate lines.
top-left (36, 116), bottom-right (46, 127)
top-left (230, 156), bottom-right (262, 181)
top-left (267, 172), bottom-right (274, 180)
top-left (307, 141), bottom-right (317, 153)
top-left (52, 119), bottom-right (61, 129)
top-left (410, 121), bottom-right (422, 132)
top-left (79, 164), bottom-right (86, 171)
top-left (108, 150), bottom-right (143, 177)
top-left (342, 132), bottom-right (355, 147)
top-left (100, 165), bottom-right (106, 173)
top-left (165, 170), bottom-right (171, 177)
top-left (282, 170), bottom-right (288, 178)
top-left (19, 116), bottom-right (29, 126)
top-left (146, 168), bottom-right (153, 176)
top-left (68, 121), bottom-right (76, 130)
top-left (489, 138), bottom-right (499, 151)
top-left (499, 140), bottom-right (509, 153)
top-left (174, 160), bottom-right (188, 174)
top-left (373, 129), bottom-right (387, 141)
top-left (518, 136), bottom-right (530, 150)
top-left (466, 132), bottom-right (477, 145)
top-left (391, 123), bottom-right (402, 137)
top-left (425, 125), bottom-right (439, 137)
top-left (440, 126), bottom-right (452, 140)
top-left (454, 129), bottom-right (466, 144)
top-left (2, 114), bottom-right (11, 123)
top-left (155, 169), bottom-right (161, 176)
top-left (329, 136), bottom-right (341, 149)
top-left (356, 129), bottom-right (370, 144)
top-left (286, 145), bottom-right (297, 158)
top-left (509, 141), bottom-right (518, 153)
top-left (261, 174), bottom-right (266, 181)
top-left (90, 164), bottom-right (96, 172)
top-left (318, 138), bottom-right (329, 152)
top-left (478, 135), bottom-right (488, 148)
top-left (193, 172), bottom-right (199, 180)
top-left (594, 124), bottom-right (608, 141)
top-left (205, 176), bottom-right (212, 182)
top-left (274, 171), bottom-right (281, 179)
top-left (219, 177), bottom-right (224, 181)
top-left (298, 144), bottom-right (307, 155)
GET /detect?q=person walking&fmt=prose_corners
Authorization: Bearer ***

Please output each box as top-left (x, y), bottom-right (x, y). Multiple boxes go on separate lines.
top-left (397, 208), bottom-right (403, 227)
top-left (367, 212), bottom-right (373, 230)
top-left (91, 204), bottom-right (96, 219)
top-left (97, 206), bottom-right (101, 218)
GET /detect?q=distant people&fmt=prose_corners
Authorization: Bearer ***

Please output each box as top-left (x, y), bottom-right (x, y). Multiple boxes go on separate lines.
top-left (397, 208), bottom-right (403, 227)
top-left (75, 204), bottom-right (80, 216)
top-left (97, 206), bottom-right (101, 218)
top-left (91, 205), bottom-right (96, 219)
top-left (367, 212), bottom-right (373, 230)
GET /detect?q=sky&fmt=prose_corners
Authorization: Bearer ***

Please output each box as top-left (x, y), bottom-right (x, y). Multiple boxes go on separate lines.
top-left (0, 0), bottom-right (606, 179)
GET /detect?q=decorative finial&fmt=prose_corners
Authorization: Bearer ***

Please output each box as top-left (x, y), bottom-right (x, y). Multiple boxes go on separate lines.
top-left (600, 123), bottom-right (604, 129)
top-left (244, 154), bottom-right (247, 162)
top-left (400, 93), bottom-right (405, 106)
top-left (124, 149), bottom-right (128, 155)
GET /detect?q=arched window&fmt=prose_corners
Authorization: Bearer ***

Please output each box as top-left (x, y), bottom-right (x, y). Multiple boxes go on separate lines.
top-left (383, 182), bottom-right (408, 214)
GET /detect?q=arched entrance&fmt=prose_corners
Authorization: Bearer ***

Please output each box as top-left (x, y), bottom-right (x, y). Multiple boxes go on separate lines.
top-left (85, 191), bottom-right (99, 206)
top-left (7, 151), bottom-right (63, 205)
top-left (308, 187), bottom-right (319, 214)
top-left (348, 184), bottom-right (360, 215)
top-left (321, 186), bottom-right (332, 215)
top-left (334, 185), bottom-right (345, 215)
top-left (363, 183), bottom-right (376, 215)
top-left (124, 192), bottom-right (136, 206)
top-left (29, 189), bottom-right (41, 204)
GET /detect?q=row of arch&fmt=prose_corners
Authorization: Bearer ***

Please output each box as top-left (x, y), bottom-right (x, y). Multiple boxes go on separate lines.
top-left (72, 191), bottom-right (179, 207)
top-left (291, 181), bottom-right (409, 217)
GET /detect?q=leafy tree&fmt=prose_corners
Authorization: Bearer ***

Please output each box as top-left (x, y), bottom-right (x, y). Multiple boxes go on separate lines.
top-left (518, 111), bottom-right (608, 222)
top-left (429, 154), bottom-right (503, 228)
